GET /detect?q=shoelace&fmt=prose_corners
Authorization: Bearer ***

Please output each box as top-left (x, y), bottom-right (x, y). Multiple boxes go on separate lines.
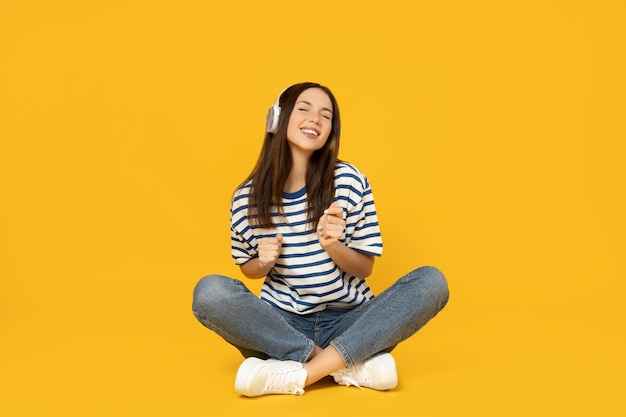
top-left (264, 364), bottom-right (305, 395)
top-left (334, 362), bottom-right (371, 390)
top-left (337, 373), bottom-right (364, 390)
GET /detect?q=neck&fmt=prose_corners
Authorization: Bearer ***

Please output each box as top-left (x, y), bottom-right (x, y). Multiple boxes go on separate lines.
top-left (285, 149), bottom-right (310, 193)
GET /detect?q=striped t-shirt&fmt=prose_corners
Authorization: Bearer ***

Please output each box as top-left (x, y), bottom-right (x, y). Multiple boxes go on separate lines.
top-left (230, 161), bottom-right (383, 315)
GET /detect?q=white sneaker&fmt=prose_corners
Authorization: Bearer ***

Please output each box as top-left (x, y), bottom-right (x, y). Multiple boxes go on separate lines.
top-left (332, 353), bottom-right (398, 390)
top-left (234, 357), bottom-right (307, 397)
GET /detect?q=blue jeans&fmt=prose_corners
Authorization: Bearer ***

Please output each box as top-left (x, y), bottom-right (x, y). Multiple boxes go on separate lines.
top-left (192, 266), bottom-right (449, 367)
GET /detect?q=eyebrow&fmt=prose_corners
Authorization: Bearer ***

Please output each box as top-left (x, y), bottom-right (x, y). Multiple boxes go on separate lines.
top-left (297, 100), bottom-right (333, 114)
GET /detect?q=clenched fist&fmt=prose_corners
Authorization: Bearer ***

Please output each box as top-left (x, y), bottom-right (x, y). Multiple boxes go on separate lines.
top-left (317, 202), bottom-right (345, 249)
top-left (258, 234), bottom-right (283, 269)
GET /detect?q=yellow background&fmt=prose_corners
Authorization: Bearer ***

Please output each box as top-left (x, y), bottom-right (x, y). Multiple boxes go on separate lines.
top-left (1, 1), bottom-right (624, 416)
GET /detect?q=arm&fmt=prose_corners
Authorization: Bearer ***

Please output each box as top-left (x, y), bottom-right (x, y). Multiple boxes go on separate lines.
top-left (317, 203), bottom-right (375, 279)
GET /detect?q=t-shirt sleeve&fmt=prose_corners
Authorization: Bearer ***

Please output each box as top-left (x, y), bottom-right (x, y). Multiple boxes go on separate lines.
top-left (335, 164), bottom-right (383, 257)
top-left (230, 186), bottom-right (258, 265)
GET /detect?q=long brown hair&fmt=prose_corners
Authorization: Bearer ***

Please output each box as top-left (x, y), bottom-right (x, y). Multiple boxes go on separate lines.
top-left (238, 82), bottom-right (341, 229)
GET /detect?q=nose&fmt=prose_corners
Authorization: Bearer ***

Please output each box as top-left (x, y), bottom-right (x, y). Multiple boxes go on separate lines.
top-left (309, 112), bottom-right (321, 125)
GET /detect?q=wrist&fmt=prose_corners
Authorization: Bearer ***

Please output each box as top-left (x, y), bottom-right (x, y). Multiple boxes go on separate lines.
top-left (257, 258), bottom-right (273, 273)
top-left (320, 239), bottom-right (341, 252)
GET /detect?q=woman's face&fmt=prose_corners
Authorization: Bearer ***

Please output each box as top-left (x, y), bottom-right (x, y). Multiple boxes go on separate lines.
top-left (286, 88), bottom-right (333, 156)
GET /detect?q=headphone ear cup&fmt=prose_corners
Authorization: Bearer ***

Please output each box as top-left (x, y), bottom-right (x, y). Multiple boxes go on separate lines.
top-left (266, 104), bottom-right (280, 133)
top-left (266, 87), bottom-right (288, 134)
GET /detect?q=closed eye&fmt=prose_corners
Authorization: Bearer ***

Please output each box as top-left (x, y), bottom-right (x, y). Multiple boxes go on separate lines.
top-left (296, 101), bottom-right (333, 119)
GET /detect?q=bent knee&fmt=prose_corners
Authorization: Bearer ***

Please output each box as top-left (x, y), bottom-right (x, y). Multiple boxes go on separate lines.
top-left (192, 274), bottom-right (230, 311)
top-left (194, 274), bottom-right (224, 293)
top-left (413, 266), bottom-right (450, 306)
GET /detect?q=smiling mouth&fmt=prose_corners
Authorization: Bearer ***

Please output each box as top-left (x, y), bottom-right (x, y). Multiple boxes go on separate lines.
top-left (300, 128), bottom-right (320, 138)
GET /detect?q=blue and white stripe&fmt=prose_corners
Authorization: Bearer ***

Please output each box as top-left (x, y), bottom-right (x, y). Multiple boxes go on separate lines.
top-left (230, 161), bottom-right (383, 314)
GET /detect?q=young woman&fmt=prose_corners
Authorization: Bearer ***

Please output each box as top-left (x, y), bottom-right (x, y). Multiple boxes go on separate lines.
top-left (192, 82), bottom-right (449, 397)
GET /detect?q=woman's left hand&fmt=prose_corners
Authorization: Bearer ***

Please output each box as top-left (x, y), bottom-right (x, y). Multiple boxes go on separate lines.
top-left (317, 202), bottom-right (345, 248)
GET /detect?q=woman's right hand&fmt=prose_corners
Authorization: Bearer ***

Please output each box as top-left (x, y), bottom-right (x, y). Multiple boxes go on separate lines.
top-left (258, 234), bottom-right (283, 269)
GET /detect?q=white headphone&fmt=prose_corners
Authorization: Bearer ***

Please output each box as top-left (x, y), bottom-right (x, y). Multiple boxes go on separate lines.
top-left (266, 88), bottom-right (287, 134)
